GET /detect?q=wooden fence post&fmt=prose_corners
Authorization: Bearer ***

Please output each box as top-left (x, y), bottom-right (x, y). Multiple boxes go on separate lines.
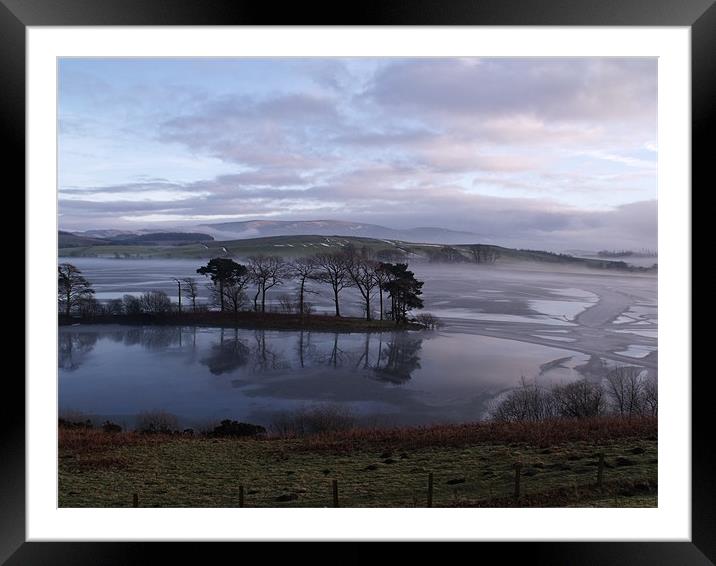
top-left (239, 485), bottom-right (244, 508)
top-left (597, 453), bottom-right (605, 490)
top-left (427, 473), bottom-right (434, 508)
top-left (332, 479), bottom-right (339, 508)
top-left (513, 463), bottom-right (522, 501)
top-left (132, 493), bottom-right (139, 508)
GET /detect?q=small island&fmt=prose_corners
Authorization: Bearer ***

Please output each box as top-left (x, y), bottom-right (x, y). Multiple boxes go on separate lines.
top-left (58, 249), bottom-right (439, 332)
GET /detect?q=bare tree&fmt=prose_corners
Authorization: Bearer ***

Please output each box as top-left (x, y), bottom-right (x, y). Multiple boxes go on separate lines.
top-left (181, 277), bottom-right (199, 311)
top-left (642, 374), bottom-right (658, 416)
top-left (139, 291), bottom-right (173, 314)
top-left (314, 253), bottom-right (352, 317)
top-left (552, 380), bottom-right (606, 418)
top-left (58, 263), bottom-right (95, 317)
top-left (605, 366), bottom-right (648, 417)
top-left (248, 255), bottom-right (289, 313)
top-left (490, 377), bottom-right (556, 422)
top-left (122, 294), bottom-right (142, 315)
top-left (290, 256), bottom-right (319, 316)
top-left (221, 282), bottom-right (249, 314)
top-left (346, 256), bottom-right (380, 320)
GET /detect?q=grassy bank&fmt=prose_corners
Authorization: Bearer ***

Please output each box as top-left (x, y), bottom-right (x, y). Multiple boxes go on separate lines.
top-left (59, 417), bottom-right (657, 508)
top-left (59, 311), bottom-right (422, 332)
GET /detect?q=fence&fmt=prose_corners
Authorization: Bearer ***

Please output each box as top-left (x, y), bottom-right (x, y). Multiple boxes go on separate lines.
top-left (124, 451), bottom-right (655, 508)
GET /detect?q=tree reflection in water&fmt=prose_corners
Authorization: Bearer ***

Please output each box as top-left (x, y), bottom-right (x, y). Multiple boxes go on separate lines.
top-left (373, 335), bottom-right (423, 384)
top-left (58, 331), bottom-right (98, 371)
top-left (59, 326), bottom-right (424, 382)
top-left (200, 328), bottom-right (250, 375)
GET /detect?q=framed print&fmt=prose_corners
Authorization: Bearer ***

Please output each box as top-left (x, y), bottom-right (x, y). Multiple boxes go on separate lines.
top-left (5, 0), bottom-right (710, 562)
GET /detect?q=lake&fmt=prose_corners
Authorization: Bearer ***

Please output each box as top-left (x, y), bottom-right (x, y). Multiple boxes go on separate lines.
top-left (58, 258), bottom-right (658, 429)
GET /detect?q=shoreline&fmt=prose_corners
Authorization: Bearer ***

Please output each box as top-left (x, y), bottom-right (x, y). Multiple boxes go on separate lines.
top-left (58, 311), bottom-right (424, 333)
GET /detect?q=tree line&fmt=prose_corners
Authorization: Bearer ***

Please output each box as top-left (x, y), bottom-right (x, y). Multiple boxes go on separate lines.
top-left (490, 367), bottom-right (657, 423)
top-left (58, 246), bottom-right (426, 324)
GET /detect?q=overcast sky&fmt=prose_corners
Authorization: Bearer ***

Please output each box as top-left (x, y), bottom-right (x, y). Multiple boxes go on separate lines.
top-left (58, 57), bottom-right (657, 251)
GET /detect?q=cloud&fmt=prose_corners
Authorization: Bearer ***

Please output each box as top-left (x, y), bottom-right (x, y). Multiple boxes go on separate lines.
top-left (58, 58), bottom-right (658, 250)
top-left (365, 58), bottom-right (657, 123)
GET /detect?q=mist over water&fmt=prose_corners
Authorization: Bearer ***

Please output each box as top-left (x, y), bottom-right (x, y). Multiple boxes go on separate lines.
top-left (58, 259), bottom-right (657, 428)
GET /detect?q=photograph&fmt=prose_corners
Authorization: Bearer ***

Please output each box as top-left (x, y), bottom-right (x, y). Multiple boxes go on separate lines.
top-left (57, 56), bottom-right (659, 509)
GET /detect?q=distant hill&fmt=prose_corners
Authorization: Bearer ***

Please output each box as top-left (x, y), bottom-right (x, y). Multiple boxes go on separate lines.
top-left (58, 233), bottom-right (654, 272)
top-left (59, 231), bottom-right (214, 248)
top-left (201, 220), bottom-right (478, 244)
top-left (59, 230), bottom-right (113, 248)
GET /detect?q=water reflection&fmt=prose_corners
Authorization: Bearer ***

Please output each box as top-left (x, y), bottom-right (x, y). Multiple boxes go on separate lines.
top-left (200, 328), bottom-right (250, 375)
top-left (374, 336), bottom-right (422, 384)
top-left (58, 324), bottom-right (606, 427)
top-left (59, 331), bottom-right (98, 371)
top-left (58, 325), bottom-right (425, 383)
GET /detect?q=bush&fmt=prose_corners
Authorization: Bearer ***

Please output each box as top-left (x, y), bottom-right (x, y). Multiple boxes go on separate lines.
top-left (59, 418), bottom-right (93, 429)
top-left (277, 294), bottom-right (296, 314)
top-left (107, 298), bottom-right (124, 315)
top-left (122, 294), bottom-right (143, 315)
top-left (140, 291), bottom-right (173, 314)
top-left (552, 380), bottom-right (606, 418)
top-left (271, 405), bottom-right (356, 437)
top-left (490, 377), bottom-right (556, 422)
top-left (207, 420), bottom-right (266, 438)
top-left (135, 410), bottom-right (179, 434)
top-left (102, 421), bottom-right (122, 433)
top-left (413, 313), bottom-right (443, 329)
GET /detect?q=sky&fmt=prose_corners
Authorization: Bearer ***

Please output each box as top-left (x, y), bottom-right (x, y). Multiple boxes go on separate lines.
top-left (58, 57), bottom-right (657, 251)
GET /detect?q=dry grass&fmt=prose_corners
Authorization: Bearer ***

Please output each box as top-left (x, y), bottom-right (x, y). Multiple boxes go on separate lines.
top-left (59, 417), bottom-right (657, 508)
top-left (297, 416), bottom-right (657, 453)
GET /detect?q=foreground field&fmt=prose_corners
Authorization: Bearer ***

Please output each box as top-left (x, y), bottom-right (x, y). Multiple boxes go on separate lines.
top-left (59, 417), bottom-right (657, 508)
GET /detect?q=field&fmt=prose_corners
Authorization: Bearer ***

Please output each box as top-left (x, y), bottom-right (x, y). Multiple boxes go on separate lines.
top-left (59, 417), bottom-right (657, 508)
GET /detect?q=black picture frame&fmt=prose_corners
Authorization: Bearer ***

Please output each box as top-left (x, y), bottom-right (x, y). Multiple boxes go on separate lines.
top-left (5, 0), bottom-right (709, 562)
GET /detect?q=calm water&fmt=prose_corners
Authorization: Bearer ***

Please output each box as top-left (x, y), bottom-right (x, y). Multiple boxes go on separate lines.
top-left (59, 325), bottom-right (593, 429)
top-left (58, 258), bottom-right (657, 429)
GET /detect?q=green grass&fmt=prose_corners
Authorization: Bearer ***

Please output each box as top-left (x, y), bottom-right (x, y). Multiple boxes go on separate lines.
top-left (59, 420), bottom-right (657, 508)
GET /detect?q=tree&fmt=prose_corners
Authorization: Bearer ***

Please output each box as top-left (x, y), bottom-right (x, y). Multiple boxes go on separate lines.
top-left (314, 252), bottom-right (352, 317)
top-left (346, 255), bottom-right (380, 320)
top-left (552, 380), bottom-right (606, 418)
top-left (467, 244), bottom-right (500, 264)
top-left (290, 257), bottom-right (319, 317)
top-left (197, 258), bottom-right (248, 312)
top-left (491, 377), bottom-right (557, 422)
top-left (373, 263), bottom-right (393, 321)
top-left (605, 366), bottom-right (645, 417)
top-left (139, 291), bottom-right (172, 314)
top-left (248, 255), bottom-right (289, 313)
top-left (380, 263), bottom-right (424, 323)
top-left (181, 277), bottom-right (199, 311)
top-left (122, 294), bottom-right (142, 315)
top-left (58, 263), bottom-right (95, 317)
top-left (221, 280), bottom-right (251, 314)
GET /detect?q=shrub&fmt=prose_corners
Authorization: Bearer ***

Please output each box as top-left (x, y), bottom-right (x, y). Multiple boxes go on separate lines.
top-left (271, 405), bottom-right (356, 437)
top-left (102, 421), bottom-right (122, 433)
top-left (413, 313), bottom-right (443, 329)
top-left (122, 294), bottom-right (143, 315)
top-left (552, 379), bottom-right (606, 418)
top-left (490, 377), bottom-right (556, 422)
top-left (140, 291), bottom-right (173, 314)
top-left (135, 410), bottom-right (179, 434)
top-left (277, 294), bottom-right (296, 314)
top-left (208, 420), bottom-right (266, 438)
top-left (59, 418), bottom-right (93, 429)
